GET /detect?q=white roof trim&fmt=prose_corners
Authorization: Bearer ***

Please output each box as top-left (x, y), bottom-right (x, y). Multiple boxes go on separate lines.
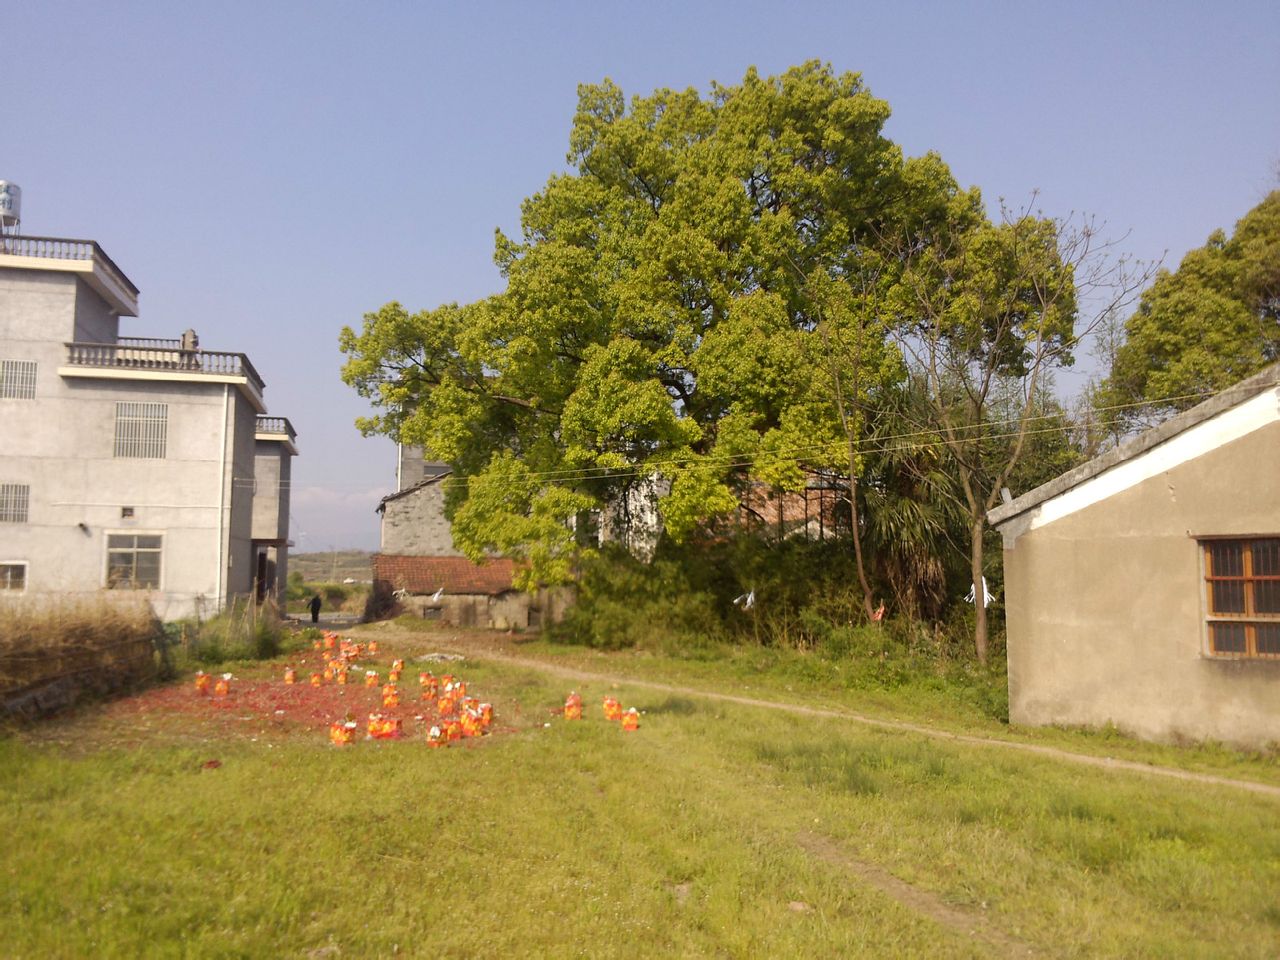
top-left (1015, 385), bottom-right (1279, 536)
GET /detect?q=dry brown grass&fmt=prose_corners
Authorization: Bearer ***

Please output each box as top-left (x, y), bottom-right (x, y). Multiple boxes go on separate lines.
top-left (0, 597), bottom-right (159, 716)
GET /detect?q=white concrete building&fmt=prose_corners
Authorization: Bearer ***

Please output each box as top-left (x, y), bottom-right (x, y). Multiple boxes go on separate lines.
top-left (0, 233), bottom-right (296, 620)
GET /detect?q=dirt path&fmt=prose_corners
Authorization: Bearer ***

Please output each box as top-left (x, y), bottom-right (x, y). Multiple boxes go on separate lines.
top-left (796, 832), bottom-right (1040, 958)
top-left (397, 630), bottom-right (1280, 802)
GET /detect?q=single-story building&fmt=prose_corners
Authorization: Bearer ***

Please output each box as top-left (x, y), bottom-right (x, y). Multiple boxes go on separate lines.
top-left (370, 553), bottom-right (572, 630)
top-left (988, 363), bottom-right (1279, 747)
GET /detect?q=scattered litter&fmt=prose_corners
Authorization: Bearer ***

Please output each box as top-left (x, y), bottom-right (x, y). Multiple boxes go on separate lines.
top-left (621, 707), bottom-right (640, 732)
top-left (563, 692), bottom-right (583, 720)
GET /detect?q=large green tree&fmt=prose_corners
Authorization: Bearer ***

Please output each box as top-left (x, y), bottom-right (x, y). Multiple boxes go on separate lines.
top-left (1100, 191), bottom-right (1280, 428)
top-left (341, 63), bottom-right (974, 592)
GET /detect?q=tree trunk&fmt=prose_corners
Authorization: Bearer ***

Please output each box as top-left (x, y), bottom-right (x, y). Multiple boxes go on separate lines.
top-left (970, 516), bottom-right (988, 664)
top-left (847, 472), bottom-right (878, 623)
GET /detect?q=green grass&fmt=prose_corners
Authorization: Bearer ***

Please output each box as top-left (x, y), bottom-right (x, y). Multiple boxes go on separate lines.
top-left (2, 640), bottom-right (1278, 957)
top-left (493, 634), bottom-right (1280, 788)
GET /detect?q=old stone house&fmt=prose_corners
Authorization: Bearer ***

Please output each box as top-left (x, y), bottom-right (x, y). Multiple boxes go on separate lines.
top-left (373, 447), bottom-right (571, 629)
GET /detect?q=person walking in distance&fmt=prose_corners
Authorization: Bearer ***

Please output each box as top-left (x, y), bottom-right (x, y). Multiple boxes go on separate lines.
top-left (308, 594), bottom-right (322, 624)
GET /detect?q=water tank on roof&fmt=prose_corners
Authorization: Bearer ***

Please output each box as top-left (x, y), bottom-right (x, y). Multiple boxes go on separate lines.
top-left (0, 182), bottom-right (21, 232)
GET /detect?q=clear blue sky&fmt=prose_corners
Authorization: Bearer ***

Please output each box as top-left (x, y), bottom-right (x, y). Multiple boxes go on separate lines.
top-left (5, 1), bottom-right (1278, 550)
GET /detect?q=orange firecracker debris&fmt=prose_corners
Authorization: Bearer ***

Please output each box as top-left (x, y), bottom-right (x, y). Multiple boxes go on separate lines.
top-left (389, 669), bottom-right (401, 684)
top-left (391, 659), bottom-right (404, 672)
top-left (621, 708), bottom-right (640, 732)
top-left (324, 633), bottom-right (337, 650)
top-left (368, 640), bottom-right (379, 654)
top-left (460, 709), bottom-right (482, 738)
top-left (437, 694), bottom-right (456, 717)
top-left (283, 667), bottom-right (297, 685)
top-left (194, 671), bottom-right (211, 694)
top-left (367, 713), bottom-right (402, 740)
top-left (213, 674), bottom-right (232, 698)
top-left (425, 725), bottom-right (444, 748)
top-left (479, 702), bottom-right (493, 728)
top-left (310, 672), bottom-right (323, 687)
top-left (602, 697), bottom-right (621, 722)
top-left (329, 720), bottom-right (357, 746)
top-left (313, 640), bottom-right (323, 651)
top-left (564, 692), bottom-right (583, 720)
top-left (382, 684), bottom-right (400, 709)
top-left (336, 668), bottom-right (348, 685)
top-left (444, 719), bottom-right (463, 742)
top-left (364, 670), bottom-right (378, 687)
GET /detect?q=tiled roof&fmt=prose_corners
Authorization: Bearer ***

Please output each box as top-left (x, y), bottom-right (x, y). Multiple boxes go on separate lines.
top-left (372, 554), bottom-right (517, 596)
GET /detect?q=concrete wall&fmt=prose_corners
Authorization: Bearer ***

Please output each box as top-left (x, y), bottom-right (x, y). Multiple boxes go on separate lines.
top-left (0, 372), bottom-right (247, 620)
top-left (380, 480), bottom-right (461, 556)
top-left (1001, 421), bottom-right (1280, 747)
top-left (252, 441), bottom-right (291, 542)
top-left (73, 279), bottom-right (120, 344)
top-left (396, 445), bottom-right (449, 492)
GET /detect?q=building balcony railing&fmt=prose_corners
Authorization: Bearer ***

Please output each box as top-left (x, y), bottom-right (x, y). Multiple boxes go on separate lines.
top-left (0, 235), bottom-right (139, 296)
top-left (64, 341), bottom-right (266, 395)
top-left (256, 416), bottom-right (296, 440)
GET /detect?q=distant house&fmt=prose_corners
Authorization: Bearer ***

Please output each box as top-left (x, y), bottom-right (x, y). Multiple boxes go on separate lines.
top-left (373, 446), bottom-right (570, 629)
top-left (988, 364), bottom-right (1279, 747)
top-left (0, 230), bottom-right (296, 619)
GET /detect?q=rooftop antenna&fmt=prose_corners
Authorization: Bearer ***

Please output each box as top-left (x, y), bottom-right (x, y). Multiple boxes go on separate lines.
top-left (0, 181), bottom-right (21, 237)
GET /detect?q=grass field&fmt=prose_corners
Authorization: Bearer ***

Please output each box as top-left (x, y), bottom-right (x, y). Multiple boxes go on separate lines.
top-left (2, 623), bottom-right (1277, 958)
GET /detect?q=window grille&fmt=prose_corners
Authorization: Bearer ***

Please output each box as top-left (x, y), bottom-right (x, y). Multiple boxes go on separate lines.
top-left (0, 563), bottom-right (25, 591)
top-left (0, 359), bottom-right (37, 399)
top-left (1203, 538), bottom-right (1280, 659)
top-left (0, 484), bottom-right (29, 522)
top-left (106, 534), bottom-right (162, 589)
top-left (113, 402), bottom-right (168, 459)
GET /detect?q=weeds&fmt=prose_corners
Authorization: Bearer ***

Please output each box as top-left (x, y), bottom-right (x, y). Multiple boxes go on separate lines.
top-left (0, 597), bottom-right (161, 717)
top-left (176, 600), bottom-right (291, 667)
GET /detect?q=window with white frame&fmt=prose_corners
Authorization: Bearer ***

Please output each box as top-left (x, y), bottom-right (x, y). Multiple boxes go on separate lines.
top-left (106, 534), bottom-right (162, 589)
top-left (1203, 538), bottom-right (1280, 659)
top-left (0, 563), bottom-right (25, 591)
top-left (0, 359), bottom-right (37, 399)
top-left (0, 484), bottom-right (29, 522)
top-left (113, 402), bottom-right (168, 459)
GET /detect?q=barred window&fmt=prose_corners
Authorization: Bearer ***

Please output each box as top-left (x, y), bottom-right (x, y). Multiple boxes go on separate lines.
top-left (0, 483), bottom-right (29, 522)
top-left (106, 534), bottom-right (162, 589)
top-left (114, 402), bottom-right (168, 459)
top-left (0, 563), bottom-right (25, 591)
top-left (1204, 538), bottom-right (1280, 659)
top-left (0, 359), bottom-right (37, 399)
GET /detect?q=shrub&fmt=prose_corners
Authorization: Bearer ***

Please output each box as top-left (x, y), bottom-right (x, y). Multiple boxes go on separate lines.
top-left (182, 600), bottom-right (287, 666)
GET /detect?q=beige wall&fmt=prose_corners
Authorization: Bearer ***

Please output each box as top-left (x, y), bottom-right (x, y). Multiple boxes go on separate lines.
top-left (1002, 422), bottom-right (1280, 747)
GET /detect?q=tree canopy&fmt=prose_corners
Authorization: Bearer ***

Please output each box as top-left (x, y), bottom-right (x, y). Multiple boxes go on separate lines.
top-left (342, 62), bottom-right (983, 584)
top-left (340, 62), bottom-right (1084, 663)
top-left (1100, 191), bottom-right (1280, 426)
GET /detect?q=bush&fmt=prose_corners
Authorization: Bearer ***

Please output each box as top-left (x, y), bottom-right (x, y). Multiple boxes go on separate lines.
top-left (181, 600), bottom-right (287, 666)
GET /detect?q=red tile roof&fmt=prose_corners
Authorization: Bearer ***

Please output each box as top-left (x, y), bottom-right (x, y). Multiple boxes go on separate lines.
top-left (372, 554), bottom-right (517, 596)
